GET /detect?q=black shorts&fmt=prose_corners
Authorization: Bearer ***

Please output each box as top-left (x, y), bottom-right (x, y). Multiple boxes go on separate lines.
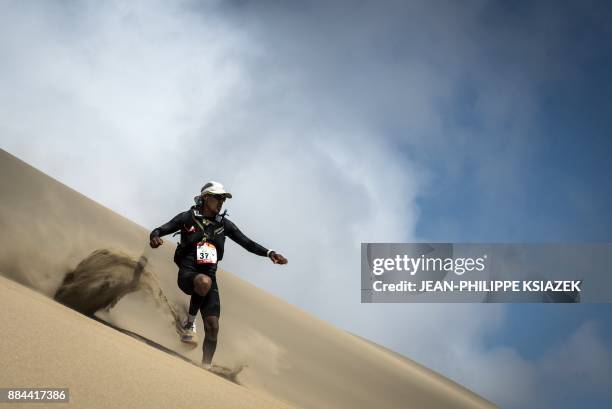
top-left (176, 266), bottom-right (220, 318)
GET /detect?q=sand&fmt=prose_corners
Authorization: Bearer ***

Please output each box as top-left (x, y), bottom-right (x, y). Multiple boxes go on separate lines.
top-left (0, 275), bottom-right (295, 409)
top-left (0, 148), bottom-right (496, 409)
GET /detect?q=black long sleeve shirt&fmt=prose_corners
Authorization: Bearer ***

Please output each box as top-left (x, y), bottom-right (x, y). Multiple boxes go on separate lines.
top-left (150, 207), bottom-right (269, 275)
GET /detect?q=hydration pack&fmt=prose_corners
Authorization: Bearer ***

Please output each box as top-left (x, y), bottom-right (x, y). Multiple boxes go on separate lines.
top-left (173, 208), bottom-right (228, 262)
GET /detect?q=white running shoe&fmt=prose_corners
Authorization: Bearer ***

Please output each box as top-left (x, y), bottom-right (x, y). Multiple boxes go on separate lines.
top-left (178, 319), bottom-right (197, 344)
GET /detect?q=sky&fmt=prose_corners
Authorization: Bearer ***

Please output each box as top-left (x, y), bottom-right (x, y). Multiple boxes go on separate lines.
top-left (1, 1), bottom-right (612, 408)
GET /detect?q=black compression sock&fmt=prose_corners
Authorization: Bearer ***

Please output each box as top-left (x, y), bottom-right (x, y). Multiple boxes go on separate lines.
top-left (203, 339), bottom-right (217, 365)
top-left (188, 294), bottom-right (204, 317)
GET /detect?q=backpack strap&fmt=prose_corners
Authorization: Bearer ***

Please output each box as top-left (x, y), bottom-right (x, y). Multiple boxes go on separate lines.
top-left (191, 213), bottom-right (210, 242)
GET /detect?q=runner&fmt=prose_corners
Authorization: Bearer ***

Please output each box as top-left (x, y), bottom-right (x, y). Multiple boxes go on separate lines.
top-left (149, 181), bottom-right (288, 369)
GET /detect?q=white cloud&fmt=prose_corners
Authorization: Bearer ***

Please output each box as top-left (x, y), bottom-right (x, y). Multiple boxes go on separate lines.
top-left (538, 322), bottom-right (612, 403)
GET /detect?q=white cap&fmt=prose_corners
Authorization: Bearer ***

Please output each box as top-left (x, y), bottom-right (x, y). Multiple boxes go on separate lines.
top-left (200, 181), bottom-right (233, 198)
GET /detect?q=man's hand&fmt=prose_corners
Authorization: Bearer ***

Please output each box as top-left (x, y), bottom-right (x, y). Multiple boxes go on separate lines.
top-left (269, 251), bottom-right (288, 265)
top-left (150, 236), bottom-right (164, 248)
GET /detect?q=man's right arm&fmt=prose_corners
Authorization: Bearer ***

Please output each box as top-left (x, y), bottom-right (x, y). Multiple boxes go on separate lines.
top-left (149, 211), bottom-right (188, 247)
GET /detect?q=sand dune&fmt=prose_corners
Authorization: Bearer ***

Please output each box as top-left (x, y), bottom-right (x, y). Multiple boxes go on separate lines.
top-left (0, 148), bottom-right (496, 409)
top-left (0, 275), bottom-right (295, 409)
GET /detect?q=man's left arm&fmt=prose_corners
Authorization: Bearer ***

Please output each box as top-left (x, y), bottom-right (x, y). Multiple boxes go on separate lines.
top-left (225, 220), bottom-right (288, 264)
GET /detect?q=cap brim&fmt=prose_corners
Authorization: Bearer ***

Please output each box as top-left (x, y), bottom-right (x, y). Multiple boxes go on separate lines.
top-left (205, 190), bottom-right (232, 198)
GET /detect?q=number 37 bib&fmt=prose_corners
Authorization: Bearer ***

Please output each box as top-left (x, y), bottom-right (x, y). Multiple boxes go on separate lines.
top-left (196, 241), bottom-right (218, 264)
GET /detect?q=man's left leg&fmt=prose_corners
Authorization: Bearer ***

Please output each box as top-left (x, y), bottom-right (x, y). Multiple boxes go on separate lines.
top-left (202, 316), bottom-right (219, 367)
top-left (200, 280), bottom-right (220, 368)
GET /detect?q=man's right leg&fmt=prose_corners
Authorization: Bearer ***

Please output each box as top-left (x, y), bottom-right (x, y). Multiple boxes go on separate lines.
top-left (177, 269), bottom-right (214, 344)
top-left (187, 274), bottom-right (213, 323)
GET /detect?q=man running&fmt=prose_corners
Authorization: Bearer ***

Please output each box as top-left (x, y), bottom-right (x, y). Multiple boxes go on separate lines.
top-left (149, 181), bottom-right (288, 369)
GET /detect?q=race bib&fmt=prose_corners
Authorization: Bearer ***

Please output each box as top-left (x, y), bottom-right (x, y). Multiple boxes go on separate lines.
top-left (196, 241), bottom-right (218, 264)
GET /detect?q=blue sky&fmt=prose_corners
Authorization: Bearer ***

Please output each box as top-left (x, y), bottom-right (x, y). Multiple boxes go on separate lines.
top-left (1, 1), bottom-right (611, 408)
top-left (412, 3), bottom-right (612, 406)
